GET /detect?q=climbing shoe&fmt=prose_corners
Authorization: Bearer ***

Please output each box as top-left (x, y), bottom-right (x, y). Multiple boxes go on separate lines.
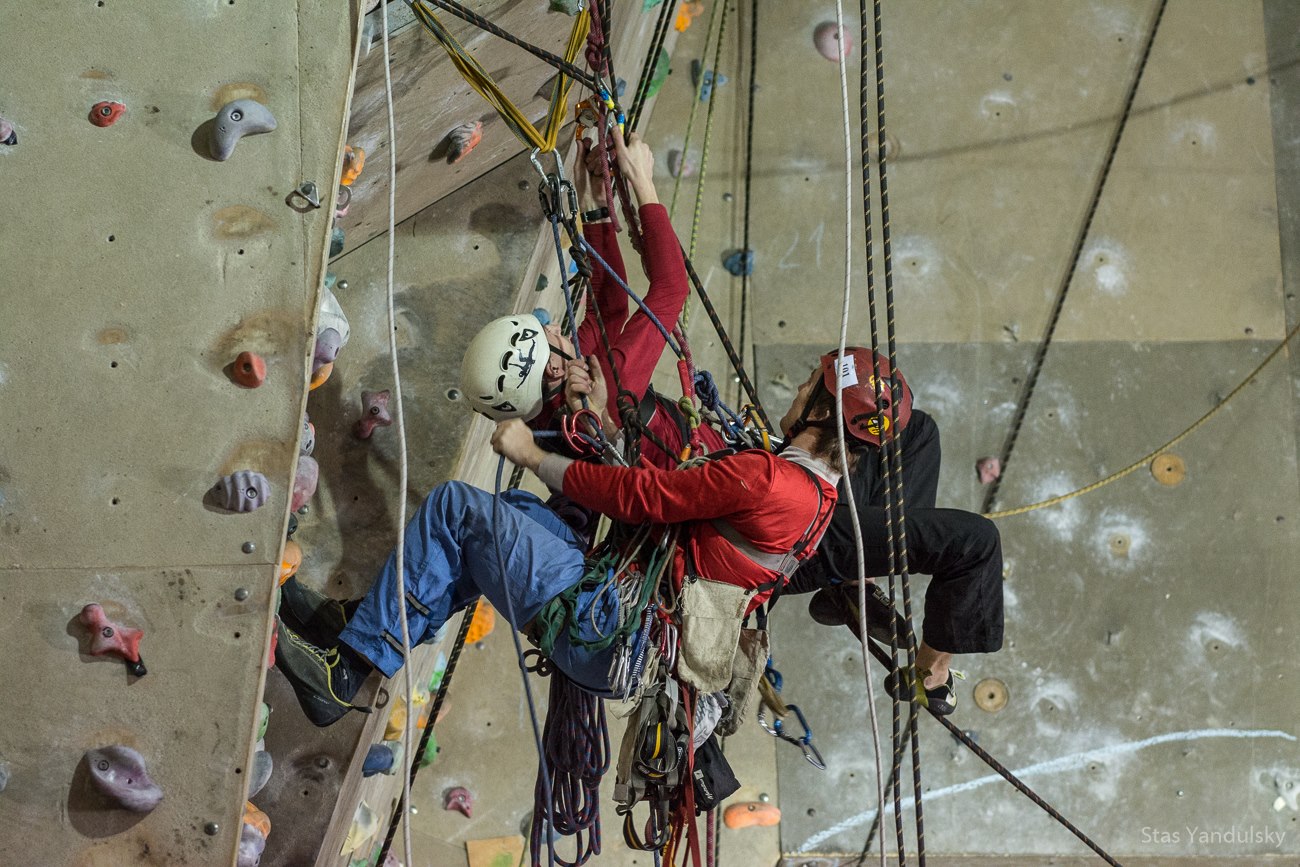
top-left (808, 583), bottom-right (909, 646)
top-left (278, 577), bottom-right (360, 649)
top-left (884, 666), bottom-right (962, 717)
top-left (274, 621), bottom-right (372, 727)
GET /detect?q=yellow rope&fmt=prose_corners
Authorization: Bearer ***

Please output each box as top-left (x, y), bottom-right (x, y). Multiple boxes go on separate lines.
top-left (985, 320), bottom-right (1300, 519)
top-left (410, 1), bottom-right (589, 152)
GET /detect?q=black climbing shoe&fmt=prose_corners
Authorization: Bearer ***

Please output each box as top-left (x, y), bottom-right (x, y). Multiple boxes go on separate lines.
top-left (808, 583), bottom-right (908, 645)
top-left (278, 578), bottom-right (360, 649)
top-left (274, 621), bottom-right (372, 727)
top-left (884, 666), bottom-right (962, 717)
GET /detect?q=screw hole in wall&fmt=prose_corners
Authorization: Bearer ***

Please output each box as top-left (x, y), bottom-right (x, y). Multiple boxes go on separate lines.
top-left (237, 249), bottom-right (245, 255)
top-left (110, 361), bottom-right (118, 369)
top-left (234, 631), bottom-right (241, 639)
top-left (111, 497), bottom-right (120, 506)
top-left (107, 234), bottom-right (116, 242)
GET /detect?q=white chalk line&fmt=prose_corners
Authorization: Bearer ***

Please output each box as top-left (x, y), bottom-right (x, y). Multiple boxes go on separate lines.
top-left (796, 727), bottom-right (1298, 852)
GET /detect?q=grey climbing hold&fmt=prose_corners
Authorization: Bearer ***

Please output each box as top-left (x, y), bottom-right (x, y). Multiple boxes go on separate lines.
top-left (212, 470), bottom-right (271, 513)
top-left (85, 745), bottom-right (163, 813)
top-left (209, 99), bottom-right (277, 161)
top-left (301, 414), bottom-right (315, 456)
top-left (0, 757), bottom-right (9, 793)
top-left (329, 225), bottom-right (345, 257)
top-left (248, 747), bottom-right (273, 798)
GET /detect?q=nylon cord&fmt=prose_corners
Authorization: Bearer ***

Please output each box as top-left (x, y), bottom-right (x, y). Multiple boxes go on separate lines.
top-left (377, 3), bottom-right (418, 863)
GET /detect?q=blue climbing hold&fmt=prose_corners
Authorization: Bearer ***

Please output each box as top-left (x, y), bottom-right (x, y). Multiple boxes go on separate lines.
top-left (330, 226), bottom-right (345, 258)
top-left (724, 249), bottom-right (754, 277)
top-left (532, 308), bottom-right (552, 326)
top-left (691, 60), bottom-right (728, 101)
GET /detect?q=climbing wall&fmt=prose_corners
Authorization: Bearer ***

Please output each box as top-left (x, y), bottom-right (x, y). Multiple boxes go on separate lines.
top-left (643, 0), bottom-right (1300, 863)
top-left (0, 2), bottom-right (358, 864)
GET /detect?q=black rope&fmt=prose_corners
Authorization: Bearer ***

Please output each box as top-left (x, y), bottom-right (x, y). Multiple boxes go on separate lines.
top-left (375, 597), bottom-right (481, 864)
top-left (859, 638), bottom-right (1124, 866)
top-left (627, 0), bottom-right (679, 132)
top-left (680, 249), bottom-right (772, 430)
top-left (980, 0), bottom-right (1168, 514)
top-left (736, 0), bottom-right (758, 409)
top-left (419, 0), bottom-right (601, 92)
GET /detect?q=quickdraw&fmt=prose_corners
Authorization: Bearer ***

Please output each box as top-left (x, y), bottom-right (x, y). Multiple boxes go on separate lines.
top-left (756, 659), bottom-right (826, 770)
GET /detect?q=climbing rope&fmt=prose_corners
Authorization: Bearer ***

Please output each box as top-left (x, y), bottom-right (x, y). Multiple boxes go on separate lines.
top-left (376, 5), bottom-right (419, 864)
top-left (981, 0), bottom-right (1169, 515)
top-left (627, 0), bottom-right (678, 132)
top-left (827, 0), bottom-right (887, 863)
top-left (679, 0), bottom-right (730, 331)
top-left (667, 0), bottom-right (724, 220)
top-left (736, 0), bottom-right (759, 408)
top-left (375, 598), bottom-right (480, 864)
top-left (408, 0), bottom-right (592, 151)
top-left (985, 317), bottom-right (1300, 519)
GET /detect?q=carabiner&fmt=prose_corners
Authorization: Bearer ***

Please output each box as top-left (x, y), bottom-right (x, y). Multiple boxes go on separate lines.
top-left (562, 407), bottom-right (604, 456)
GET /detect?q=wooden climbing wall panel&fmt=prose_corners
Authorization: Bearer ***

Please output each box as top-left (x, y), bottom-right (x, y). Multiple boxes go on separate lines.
top-left (0, 2), bottom-right (359, 864)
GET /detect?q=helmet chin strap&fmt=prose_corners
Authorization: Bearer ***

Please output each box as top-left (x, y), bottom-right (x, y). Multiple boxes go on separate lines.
top-left (779, 379), bottom-right (832, 453)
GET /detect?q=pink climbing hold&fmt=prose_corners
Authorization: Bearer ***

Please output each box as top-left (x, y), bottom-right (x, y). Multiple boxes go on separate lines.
top-left (85, 745), bottom-right (163, 813)
top-left (976, 457), bottom-right (1002, 485)
top-left (0, 115), bottom-right (16, 146)
top-left (666, 149), bottom-right (695, 179)
top-left (89, 101), bottom-right (126, 128)
top-left (291, 455), bottom-right (319, 513)
top-left (355, 390), bottom-right (393, 440)
top-left (813, 22), bottom-right (853, 61)
top-left (446, 121), bottom-right (483, 165)
top-left (229, 351), bottom-right (267, 388)
top-left (444, 786), bottom-right (473, 818)
top-left (79, 603), bottom-right (146, 677)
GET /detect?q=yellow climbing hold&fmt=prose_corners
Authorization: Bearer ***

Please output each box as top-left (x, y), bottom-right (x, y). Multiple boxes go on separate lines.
top-left (385, 689), bottom-right (431, 740)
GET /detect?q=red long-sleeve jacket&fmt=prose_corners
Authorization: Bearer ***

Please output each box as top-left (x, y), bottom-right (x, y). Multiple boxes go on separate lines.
top-left (560, 450), bottom-right (838, 612)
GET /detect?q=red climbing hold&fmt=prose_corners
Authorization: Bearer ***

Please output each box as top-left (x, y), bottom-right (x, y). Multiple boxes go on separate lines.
top-left (291, 455), bottom-right (319, 513)
top-left (444, 786), bottom-right (473, 818)
top-left (89, 101), bottom-right (126, 127)
top-left (79, 603), bottom-right (146, 677)
top-left (446, 121), bottom-right (483, 165)
top-left (976, 456), bottom-right (1001, 485)
top-left (354, 390), bottom-right (393, 439)
top-left (229, 351), bottom-right (267, 388)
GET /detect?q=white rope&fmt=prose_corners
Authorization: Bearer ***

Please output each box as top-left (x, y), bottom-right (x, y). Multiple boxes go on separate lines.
top-left (830, 2), bottom-right (886, 864)
top-left (378, 3), bottom-right (418, 864)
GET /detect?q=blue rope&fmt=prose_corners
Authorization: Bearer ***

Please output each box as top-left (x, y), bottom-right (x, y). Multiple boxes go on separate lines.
top-left (494, 456), bottom-right (557, 867)
top-left (575, 236), bottom-right (682, 358)
top-left (693, 369), bottom-right (744, 436)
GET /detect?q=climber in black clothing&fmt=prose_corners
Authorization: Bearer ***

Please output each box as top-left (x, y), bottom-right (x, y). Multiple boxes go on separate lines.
top-left (781, 349), bottom-right (1003, 716)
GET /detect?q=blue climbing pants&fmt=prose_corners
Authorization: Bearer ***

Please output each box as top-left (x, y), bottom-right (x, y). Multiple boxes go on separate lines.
top-left (339, 482), bottom-right (620, 692)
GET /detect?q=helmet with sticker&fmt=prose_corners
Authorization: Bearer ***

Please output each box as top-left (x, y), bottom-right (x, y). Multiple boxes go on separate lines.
top-left (461, 313), bottom-right (547, 421)
top-left (818, 347), bottom-right (913, 445)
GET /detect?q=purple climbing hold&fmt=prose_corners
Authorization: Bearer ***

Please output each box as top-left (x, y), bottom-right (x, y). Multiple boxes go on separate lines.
top-left (354, 390), bottom-right (393, 440)
top-left (237, 820), bottom-right (267, 867)
top-left (301, 415), bottom-right (316, 457)
top-left (314, 328), bottom-right (343, 374)
top-left (85, 745), bottom-right (163, 813)
top-left (0, 116), bottom-right (15, 146)
top-left (291, 455), bottom-right (319, 513)
top-left (209, 99), bottom-right (277, 161)
top-left (213, 470), bottom-right (271, 513)
top-left (813, 22), bottom-right (853, 61)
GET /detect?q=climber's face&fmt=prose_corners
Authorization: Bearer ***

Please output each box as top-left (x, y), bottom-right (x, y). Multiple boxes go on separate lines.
top-left (542, 323), bottom-right (575, 384)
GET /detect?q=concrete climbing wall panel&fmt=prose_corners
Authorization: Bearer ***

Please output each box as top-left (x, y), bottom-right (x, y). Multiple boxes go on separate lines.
top-left (0, 1), bottom-right (359, 863)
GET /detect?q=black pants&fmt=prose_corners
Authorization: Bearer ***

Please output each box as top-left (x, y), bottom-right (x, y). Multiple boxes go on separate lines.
top-left (787, 410), bottom-right (1004, 655)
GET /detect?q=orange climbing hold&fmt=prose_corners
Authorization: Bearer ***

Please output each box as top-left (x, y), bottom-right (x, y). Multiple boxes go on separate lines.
top-left (310, 361), bottom-right (334, 390)
top-left (229, 351), bottom-right (267, 388)
top-left (279, 539), bottom-right (302, 585)
top-left (447, 121), bottom-right (483, 165)
top-left (675, 1), bottom-right (704, 31)
top-left (341, 145), bottom-right (366, 186)
top-left (463, 604), bottom-right (495, 644)
top-left (723, 801), bottom-right (781, 829)
top-left (243, 801), bottom-right (271, 838)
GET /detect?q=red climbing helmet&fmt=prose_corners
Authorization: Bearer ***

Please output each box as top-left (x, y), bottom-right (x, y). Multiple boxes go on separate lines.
top-left (819, 347), bottom-right (913, 446)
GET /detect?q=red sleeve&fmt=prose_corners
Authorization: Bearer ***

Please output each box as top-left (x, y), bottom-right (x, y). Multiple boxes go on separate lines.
top-left (562, 450), bottom-right (777, 526)
top-left (575, 221), bottom-right (630, 362)
top-left (603, 204), bottom-right (689, 422)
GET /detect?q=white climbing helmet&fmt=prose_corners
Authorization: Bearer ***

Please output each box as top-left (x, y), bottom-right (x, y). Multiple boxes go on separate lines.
top-left (461, 313), bottom-right (547, 422)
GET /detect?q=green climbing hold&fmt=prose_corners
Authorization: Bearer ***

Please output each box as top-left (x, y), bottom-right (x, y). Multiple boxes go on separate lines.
top-left (643, 0), bottom-right (665, 9)
top-left (549, 0), bottom-right (581, 14)
top-left (646, 49), bottom-right (671, 100)
top-left (419, 731), bottom-right (439, 768)
top-left (257, 702), bottom-right (270, 740)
